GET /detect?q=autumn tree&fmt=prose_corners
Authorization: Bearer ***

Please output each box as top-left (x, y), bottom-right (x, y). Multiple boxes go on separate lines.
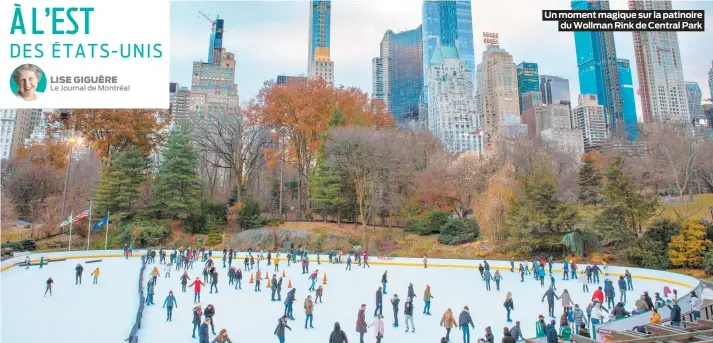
top-left (48, 109), bottom-right (170, 158)
top-left (153, 125), bottom-right (202, 218)
top-left (256, 79), bottom-right (393, 218)
top-left (15, 140), bottom-right (70, 171)
top-left (578, 153), bottom-right (602, 205)
top-left (668, 220), bottom-right (712, 268)
top-left (473, 163), bottom-right (517, 243)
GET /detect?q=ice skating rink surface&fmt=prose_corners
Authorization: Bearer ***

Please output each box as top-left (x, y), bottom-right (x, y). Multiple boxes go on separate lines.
top-left (1, 252), bottom-right (700, 343)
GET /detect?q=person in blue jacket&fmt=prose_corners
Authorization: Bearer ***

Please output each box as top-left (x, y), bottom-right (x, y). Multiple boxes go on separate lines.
top-left (146, 279), bottom-right (155, 305)
top-left (617, 276), bottom-right (627, 302)
top-left (199, 317), bottom-right (211, 343)
top-left (538, 268), bottom-right (546, 287)
top-left (162, 290), bottom-right (178, 321)
top-left (563, 261), bottom-right (569, 280)
top-left (545, 321), bottom-right (558, 343)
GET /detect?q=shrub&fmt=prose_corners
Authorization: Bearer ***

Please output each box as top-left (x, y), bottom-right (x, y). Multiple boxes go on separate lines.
top-left (438, 218), bottom-right (479, 245)
top-left (1, 239), bottom-right (36, 251)
top-left (206, 232), bottom-right (222, 246)
top-left (239, 200), bottom-right (264, 230)
top-left (135, 224), bottom-right (172, 248)
top-left (703, 251), bottom-right (713, 275)
top-left (405, 219), bottom-right (424, 233)
top-left (185, 213), bottom-right (208, 234)
top-left (422, 211), bottom-right (451, 235)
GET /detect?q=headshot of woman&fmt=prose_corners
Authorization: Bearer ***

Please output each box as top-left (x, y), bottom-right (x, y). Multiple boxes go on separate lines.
top-left (12, 64), bottom-right (45, 101)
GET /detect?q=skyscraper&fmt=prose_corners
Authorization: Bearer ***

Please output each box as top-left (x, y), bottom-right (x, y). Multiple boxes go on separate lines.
top-left (476, 43), bottom-right (519, 146)
top-left (540, 75), bottom-right (571, 106)
top-left (630, 0), bottom-right (689, 124)
top-left (372, 57), bottom-right (384, 103)
top-left (573, 94), bottom-right (608, 152)
top-left (572, 0), bottom-right (622, 129)
top-left (685, 81), bottom-right (704, 120)
top-left (387, 27), bottom-right (423, 123)
top-left (617, 59), bottom-right (638, 140)
top-left (421, 0), bottom-right (475, 105)
top-left (708, 61), bottom-right (713, 101)
top-left (207, 18), bottom-right (224, 64)
top-left (307, 1), bottom-right (333, 84)
top-left (190, 48), bottom-right (239, 118)
top-left (516, 62), bottom-right (540, 114)
top-left (426, 45), bottom-right (478, 153)
top-left (372, 30), bottom-right (393, 108)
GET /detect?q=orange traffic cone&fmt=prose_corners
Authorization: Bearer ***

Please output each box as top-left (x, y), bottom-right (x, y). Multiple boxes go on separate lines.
top-left (288, 279), bottom-right (292, 288)
top-left (282, 270), bottom-right (286, 277)
top-left (249, 272), bottom-right (254, 283)
top-left (323, 274), bottom-right (328, 285)
top-left (267, 278), bottom-right (271, 288)
top-left (265, 271), bottom-right (269, 279)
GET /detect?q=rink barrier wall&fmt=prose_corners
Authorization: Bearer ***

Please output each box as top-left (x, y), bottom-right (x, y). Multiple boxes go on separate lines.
top-left (1, 250), bottom-right (700, 289)
top-left (127, 255), bottom-right (147, 343)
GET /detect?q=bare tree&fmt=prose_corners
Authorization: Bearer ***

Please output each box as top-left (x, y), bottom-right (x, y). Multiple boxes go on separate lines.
top-left (192, 107), bottom-right (271, 203)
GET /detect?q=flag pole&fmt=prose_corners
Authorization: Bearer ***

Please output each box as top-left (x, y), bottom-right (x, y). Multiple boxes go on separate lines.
top-left (86, 200), bottom-right (92, 251)
top-left (104, 211), bottom-right (110, 250)
top-left (68, 210), bottom-right (73, 251)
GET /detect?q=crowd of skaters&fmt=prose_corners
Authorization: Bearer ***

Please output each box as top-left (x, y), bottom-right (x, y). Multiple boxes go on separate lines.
top-left (33, 247), bottom-right (703, 343)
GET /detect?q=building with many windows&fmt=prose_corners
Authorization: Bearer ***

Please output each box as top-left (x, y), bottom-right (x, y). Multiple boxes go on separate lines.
top-left (630, 0), bottom-right (689, 124)
top-left (190, 48), bottom-right (239, 118)
top-left (540, 75), bottom-right (571, 106)
top-left (207, 17), bottom-right (224, 64)
top-left (372, 27), bottom-right (423, 123)
top-left (537, 104), bottom-right (584, 160)
top-left (276, 75), bottom-right (308, 86)
top-left (426, 46), bottom-right (478, 153)
top-left (709, 61), bottom-right (713, 101)
top-left (516, 62), bottom-right (539, 113)
top-left (421, 0), bottom-right (475, 105)
top-left (685, 81), bottom-right (704, 121)
top-left (573, 94), bottom-right (608, 152)
top-left (617, 59), bottom-right (639, 140)
top-left (0, 108), bottom-right (43, 160)
top-left (572, 0), bottom-right (622, 129)
top-left (476, 43), bottom-right (519, 147)
top-left (307, 1), bottom-right (333, 84)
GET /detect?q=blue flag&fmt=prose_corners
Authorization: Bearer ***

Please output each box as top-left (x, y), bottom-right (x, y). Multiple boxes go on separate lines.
top-left (92, 215), bottom-right (109, 231)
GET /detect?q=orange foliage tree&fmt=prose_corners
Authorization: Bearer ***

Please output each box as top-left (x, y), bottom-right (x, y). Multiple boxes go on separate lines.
top-left (255, 79), bottom-right (393, 217)
top-left (15, 140), bottom-right (71, 171)
top-left (48, 109), bottom-right (170, 158)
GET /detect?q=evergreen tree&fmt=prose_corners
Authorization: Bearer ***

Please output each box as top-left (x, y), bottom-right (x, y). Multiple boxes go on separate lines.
top-left (309, 160), bottom-right (347, 222)
top-left (228, 185), bottom-right (239, 206)
top-left (597, 154), bottom-right (658, 247)
top-left (95, 147), bottom-right (150, 215)
top-left (578, 154), bottom-right (602, 205)
top-left (152, 125), bottom-right (202, 218)
top-left (668, 220), bottom-right (712, 268)
top-left (506, 161), bottom-right (577, 236)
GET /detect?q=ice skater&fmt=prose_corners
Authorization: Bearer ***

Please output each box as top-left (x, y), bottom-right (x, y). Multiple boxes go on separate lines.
top-left (346, 255), bottom-right (352, 270)
top-left (92, 268), bottom-right (100, 284)
top-left (199, 317), bottom-right (211, 343)
top-left (440, 308), bottom-right (457, 342)
top-left (44, 277), bottom-right (54, 297)
top-left (542, 285), bottom-right (560, 318)
top-left (494, 270), bottom-right (503, 291)
top-left (236, 268), bottom-right (243, 290)
top-left (404, 297), bottom-right (415, 333)
top-left (163, 290), bottom-right (178, 321)
top-left (304, 295), bottom-right (314, 329)
top-left (254, 268), bottom-right (262, 292)
top-left (308, 270), bottom-right (318, 292)
top-left (316, 285), bottom-right (323, 303)
top-left (382, 271), bottom-right (388, 294)
top-left (459, 306), bottom-right (475, 343)
top-left (164, 262), bottom-right (172, 278)
top-left (391, 294), bottom-right (400, 327)
top-left (504, 292), bottom-right (514, 323)
top-left (374, 287), bottom-right (383, 317)
top-left (25, 256), bottom-right (30, 269)
top-left (424, 254), bottom-right (428, 268)
top-left (271, 274), bottom-right (279, 301)
top-left (180, 272), bottom-right (191, 292)
top-left (189, 277), bottom-right (205, 303)
top-left (146, 279), bottom-right (156, 306)
top-left (274, 315), bottom-right (291, 343)
top-left (423, 285), bottom-right (434, 315)
top-left (356, 304), bottom-right (368, 343)
top-left (192, 304), bottom-right (203, 338)
top-left (151, 266), bottom-right (160, 285)
top-left (204, 304), bottom-right (217, 335)
top-left (368, 314), bottom-right (385, 343)
top-left (285, 288), bottom-right (296, 320)
top-left (75, 264), bottom-right (84, 284)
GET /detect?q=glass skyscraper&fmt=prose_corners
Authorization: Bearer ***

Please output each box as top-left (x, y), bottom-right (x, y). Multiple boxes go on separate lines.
top-left (390, 27), bottom-right (424, 123)
top-left (308, 1), bottom-right (331, 68)
top-left (572, 0), bottom-right (622, 129)
top-left (516, 62), bottom-right (540, 113)
top-left (617, 59), bottom-right (639, 141)
top-left (208, 18), bottom-right (224, 64)
top-left (422, 0), bottom-right (474, 105)
top-left (540, 75), bottom-right (571, 106)
top-left (685, 81), bottom-right (704, 120)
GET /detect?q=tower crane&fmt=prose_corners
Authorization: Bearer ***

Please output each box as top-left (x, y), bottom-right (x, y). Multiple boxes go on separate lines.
top-left (198, 11), bottom-right (219, 34)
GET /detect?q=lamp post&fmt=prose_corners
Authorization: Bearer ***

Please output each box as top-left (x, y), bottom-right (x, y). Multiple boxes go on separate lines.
top-left (469, 128), bottom-right (484, 162)
top-left (272, 128), bottom-right (287, 219)
top-left (60, 136), bottom-right (83, 218)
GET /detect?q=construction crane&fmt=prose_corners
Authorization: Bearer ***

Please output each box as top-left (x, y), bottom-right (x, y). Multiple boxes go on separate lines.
top-left (198, 11), bottom-right (220, 34)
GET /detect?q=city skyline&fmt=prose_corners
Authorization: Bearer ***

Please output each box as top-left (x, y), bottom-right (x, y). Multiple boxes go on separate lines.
top-left (170, 0), bottom-right (713, 122)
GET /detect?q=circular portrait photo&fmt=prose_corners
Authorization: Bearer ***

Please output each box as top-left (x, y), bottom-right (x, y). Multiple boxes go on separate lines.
top-left (10, 64), bottom-right (47, 101)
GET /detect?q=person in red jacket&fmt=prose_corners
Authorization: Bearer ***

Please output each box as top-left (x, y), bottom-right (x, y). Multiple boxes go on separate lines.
top-left (189, 277), bottom-right (205, 304)
top-left (592, 286), bottom-right (604, 304)
top-left (363, 251), bottom-right (370, 268)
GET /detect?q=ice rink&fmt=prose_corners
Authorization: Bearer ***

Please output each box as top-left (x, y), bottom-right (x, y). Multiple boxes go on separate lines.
top-left (1, 253), bottom-right (698, 343)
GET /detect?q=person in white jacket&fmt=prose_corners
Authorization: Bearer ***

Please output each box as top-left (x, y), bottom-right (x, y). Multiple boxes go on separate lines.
top-left (368, 313), bottom-right (385, 343)
top-left (689, 291), bottom-right (701, 321)
top-left (580, 272), bottom-right (589, 293)
top-left (590, 301), bottom-right (609, 327)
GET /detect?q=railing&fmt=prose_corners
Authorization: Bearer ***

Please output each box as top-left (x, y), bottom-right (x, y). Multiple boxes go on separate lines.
top-left (126, 254), bottom-right (147, 343)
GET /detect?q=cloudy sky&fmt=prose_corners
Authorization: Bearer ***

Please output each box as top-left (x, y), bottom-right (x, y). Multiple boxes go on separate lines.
top-left (170, 0), bottom-right (713, 120)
